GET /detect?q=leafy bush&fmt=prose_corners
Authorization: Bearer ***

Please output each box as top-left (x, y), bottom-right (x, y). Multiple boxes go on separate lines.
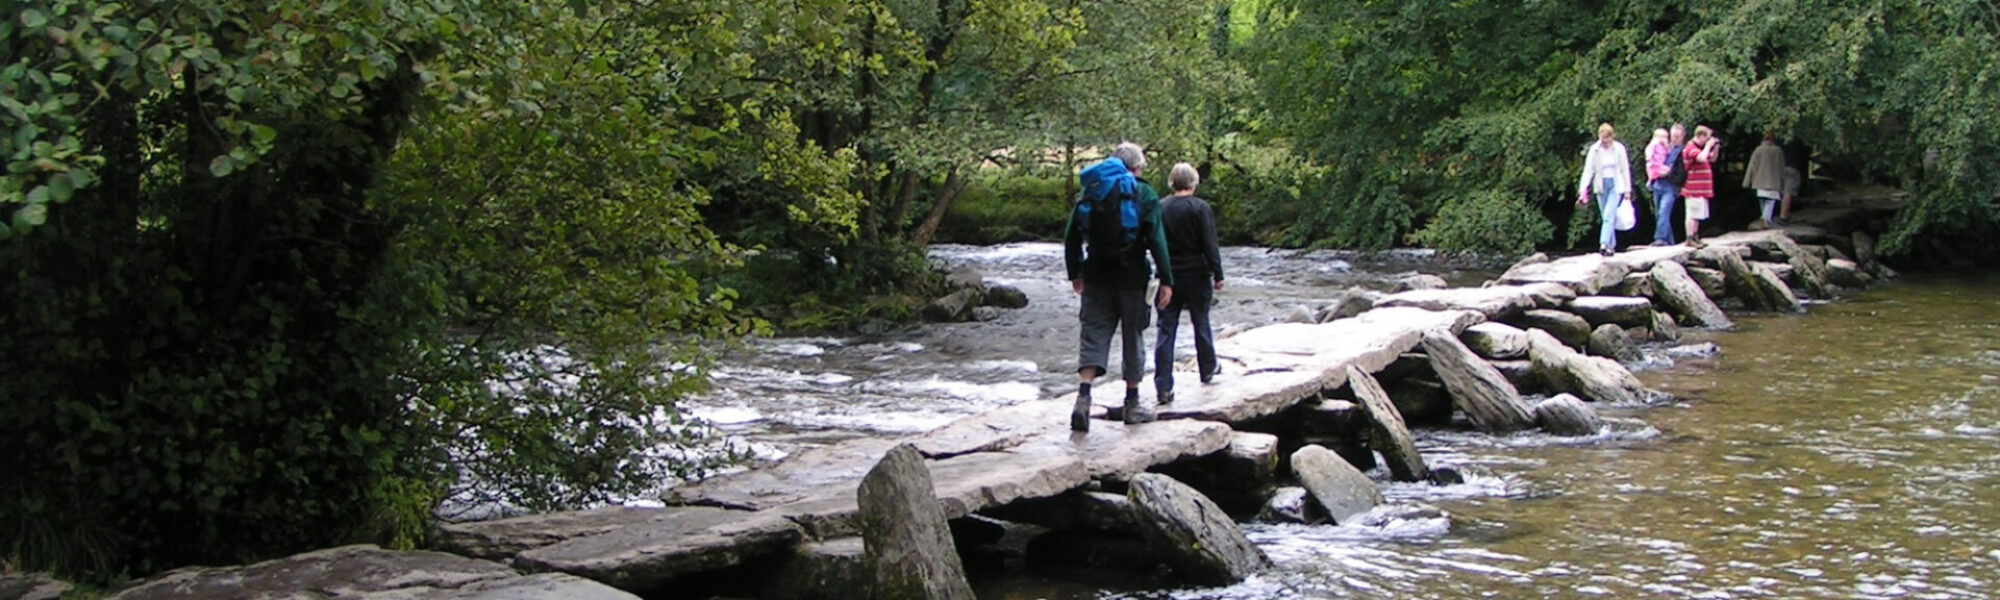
top-left (933, 172), bottom-right (1074, 244)
top-left (1409, 191), bottom-right (1556, 255)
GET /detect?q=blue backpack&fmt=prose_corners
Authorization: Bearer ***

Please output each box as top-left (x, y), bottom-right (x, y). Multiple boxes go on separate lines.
top-left (1076, 157), bottom-right (1141, 247)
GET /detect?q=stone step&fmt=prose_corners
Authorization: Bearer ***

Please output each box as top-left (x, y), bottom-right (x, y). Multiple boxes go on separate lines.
top-left (107, 545), bottom-right (638, 600)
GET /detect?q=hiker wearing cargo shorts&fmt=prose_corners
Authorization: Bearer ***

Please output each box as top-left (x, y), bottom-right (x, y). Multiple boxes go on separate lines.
top-left (1063, 142), bottom-right (1175, 432)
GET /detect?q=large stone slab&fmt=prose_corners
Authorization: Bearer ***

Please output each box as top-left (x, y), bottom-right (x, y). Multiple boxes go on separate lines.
top-left (914, 400), bottom-right (1095, 459)
top-left (1648, 261), bottom-right (1733, 329)
top-left (1419, 330), bottom-right (1534, 433)
top-left (1496, 255), bottom-right (1631, 295)
top-left (1586, 323), bottom-right (1641, 364)
top-left (1768, 233), bottom-right (1834, 298)
top-left (1016, 416), bottom-right (1233, 480)
top-left (858, 444), bottom-right (975, 600)
top-left (1565, 296), bottom-right (1655, 328)
top-left (980, 490), bottom-right (1141, 534)
top-left (1346, 366), bottom-right (1427, 482)
top-left (1127, 473), bottom-right (1272, 585)
top-left (1290, 445), bottom-right (1383, 524)
top-left (664, 437), bottom-right (901, 510)
top-left (1533, 394), bottom-right (1605, 436)
top-left (775, 451), bottom-right (1091, 540)
top-left (1526, 329), bottom-right (1647, 405)
top-left (1604, 244), bottom-right (1695, 271)
top-left (1518, 282), bottom-right (1579, 309)
top-left (1701, 246), bottom-right (1801, 313)
top-left (436, 506), bottom-right (745, 561)
top-left (110, 545), bottom-right (639, 600)
top-left (1132, 368), bottom-right (1327, 424)
top-left (761, 538), bottom-right (871, 600)
top-left (516, 511), bottom-right (805, 591)
top-left (1372, 286), bottom-right (1535, 320)
top-left (1460, 322), bottom-right (1529, 360)
top-left (1504, 309), bottom-right (1592, 349)
top-left (1687, 266), bottom-right (1729, 298)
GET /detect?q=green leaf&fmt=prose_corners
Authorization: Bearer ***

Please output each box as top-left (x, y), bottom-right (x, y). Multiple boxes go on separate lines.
top-left (13, 202), bottom-right (47, 228)
top-left (209, 154), bottom-right (234, 177)
top-left (48, 173), bottom-right (74, 202)
top-left (20, 9), bottom-right (49, 28)
top-left (249, 124), bottom-right (277, 145)
top-left (25, 185), bottom-right (48, 205)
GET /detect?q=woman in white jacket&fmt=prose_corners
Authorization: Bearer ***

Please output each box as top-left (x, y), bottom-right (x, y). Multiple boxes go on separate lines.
top-left (1577, 122), bottom-right (1634, 256)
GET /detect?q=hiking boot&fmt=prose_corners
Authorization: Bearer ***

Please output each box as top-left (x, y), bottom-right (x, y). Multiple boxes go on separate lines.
top-left (1157, 390), bottom-right (1175, 406)
top-left (1649, 240), bottom-right (1671, 247)
top-left (1200, 365), bottom-right (1220, 384)
top-left (1122, 395), bottom-right (1155, 425)
top-left (1070, 389), bottom-right (1092, 432)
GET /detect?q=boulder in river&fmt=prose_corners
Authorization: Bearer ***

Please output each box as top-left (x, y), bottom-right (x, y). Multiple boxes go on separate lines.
top-left (1533, 394), bottom-right (1605, 436)
top-left (1687, 266), bottom-right (1729, 299)
top-left (1604, 272), bottom-right (1654, 298)
top-left (1392, 273), bottom-right (1449, 292)
top-left (1420, 330), bottom-right (1535, 433)
top-left (1347, 365), bottom-right (1429, 482)
top-left (1825, 258), bottom-right (1868, 288)
top-left (923, 288), bottom-right (983, 322)
top-left (1256, 487), bottom-right (1325, 525)
top-left (983, 284), bottom-right (1029, 309)
top-left (1647, 261), bottom-right (1733, 330)
top-left (1526, 329), bottom-right (1647, 405)
top-left (1769, 233), bottom-right (1835, 298)
top-left (1289, 445), bottom-right (1384, 524)
top-left (1318, 287), bottom-right (1385, 323)
top-left (1649, 311), bottom-right (1681, 342)
top-left (858, 444), bottom-right (975, 600)
top-left (1701, 247), bottom-right (1802, 313)
top-left (945, 266), bottom-right (986, 293)
top-left (1388, 377), bottom-right (1454, 427)
top-left (1566, 296), bottom-right (1655, 328)
top-left (1519, 282), bottom-right (1578, 309)
top-left (1127, 473), bottom-right (1273, 585)
top-left (1586, 324), bottom-right (1641, 364)
top-left (1284, 304), bottom-right (1317, 324)
top-left (1505, 309), bottom-right (1592, 349)
top-left (1853, 230), bottom-right (1878, 265)
top-left (970, 306), bottom-right (1001, 322)
top-left (1461, 322), bottom-right (1529, 360)
top-left (1485, 359), bottom-right (1540, 392)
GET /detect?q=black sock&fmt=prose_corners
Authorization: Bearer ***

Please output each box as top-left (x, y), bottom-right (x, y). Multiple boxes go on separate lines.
top-left (1078, 382), bottom-right (1092, 398)
top-left (1125, 387), bottom-right (1139, 401)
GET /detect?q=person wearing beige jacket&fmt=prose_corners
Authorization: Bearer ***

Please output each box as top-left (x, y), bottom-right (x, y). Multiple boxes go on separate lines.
top-left (1743, 133), bottom-right (1787, 227)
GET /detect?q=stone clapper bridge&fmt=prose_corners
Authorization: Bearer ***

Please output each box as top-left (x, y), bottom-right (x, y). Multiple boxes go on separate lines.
top-left (94, 225), bottom-right (1890, 600)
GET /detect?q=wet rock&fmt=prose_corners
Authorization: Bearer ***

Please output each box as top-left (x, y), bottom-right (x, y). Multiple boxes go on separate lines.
top-left (1533, 394), bottom-right (1605, 436)
top-left (1749, 263), bottom-right (1805, 313)
top-left (1289, 445), bottom-right (1384, 524)
top-left (1687, 266), bottom-right (1729, 299)
top-left (1604, 244), bottom-right (1697, 271)
top-left (1373, 286), bottom-right (1535, 319)
top-left (111, 545), bottom-right (638, 600)
top-left (858, 444), bottom-right (975, 600)
top-left (1769, 233), bottom-right (1834, 298)
top-left (1378, 352), bottom-right (1432, 382)
top-left (1298, 399), bottom-right (1363, 437)
top-left (1392, 273), bottom-right (1449, 292)
top-left (1505, 309), bottom-right (1592, 349)
top-left (1420, 330), bottom-right (1534, 433)
top-left (761, 538), bottom-right (871, 600)
top-left (1388, 377), bottom-right (1453, 427)
top-left (1151, 432), bottom-right (1281, 497)
top-left (1519, 282), bottom-right (1579, 309)
top-left (1317, 287), bottom-right (1384, 323)
top-left (981, 490), bottom-right (1139, 534)
top-left (1566, 296), bottom-right (1655, 328)
top-left (436, 505), bottom-right (744, 561)
top-left (668, 437), bottom-right (902, 510)
top-left (1586, 324), bottom-right (1641, 364)
top-left (0, 574), bottom-right (69, 600)
top-left (1127, 473), bottom-right (1273, 585)
top-left (1649, 311), bottom-right (1681, 342)
top-left (1508, 252), bottom-right (1550, 271)
top-left (1346, 366), bottom-right (1428, 482)
top-left (1604, 272), bottom-right (1654, 297)
top-left (1485, 359), bottom-right (1541, 392)
top-left (923, 288), bottom-right (983, 322)
top-left (1018, 415), bottom-right (1232, 481)
top-left (970, 306), bottom-right (1001, 322)
top-left (1826, 258), bottom-right (1868, 288)
top-left (1872, 261), bottom-right (1899, 281)
top-left (1496, 254), bottom-right (1631, 295)
top-left (1256, 487), bottom-right (1324, 524)
top-left (1526, 329), bottom-right (1646, 405)
top-left (945, 266), bottom-right (986, 293)
top-left (1853, 230), bottom-right (1878, 265)
top-left (1284, 304), bottom-right (1317, 324)
top-left (1701, 247), bottom-right (1801, 313)
top-left (1026, 530), bottom-right (1159, 572)
top-left (1648, 261), bottom-right (1733, 330)
top-left (1427, 467), bottom-right (1466, 486)
top-left (1460, 322), bottom-right (1529, 360)
top-left (982, 284), bottom-right (1029, 309)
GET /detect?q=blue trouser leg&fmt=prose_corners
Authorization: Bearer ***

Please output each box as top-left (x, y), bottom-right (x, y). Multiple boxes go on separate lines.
top-left (1155, 273), bottom-right (1217, 396)
top-left (1597, 177), bottom-right (1619, 251)
top-left (1650, 181), bottom-right (1679, 244)
top-left (1153, 296), bottom-right (1181, 395)
top-left (1188, 286), bottom-right (1216, 380)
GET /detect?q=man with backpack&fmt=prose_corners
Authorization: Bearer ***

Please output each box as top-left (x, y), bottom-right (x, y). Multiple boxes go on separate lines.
top-left (1063, 142), bottom-right (1175, 432)
top-left (1645, 123), bottom-right (1688, 246)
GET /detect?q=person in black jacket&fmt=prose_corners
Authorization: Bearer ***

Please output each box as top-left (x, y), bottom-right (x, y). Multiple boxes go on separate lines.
top-left (1062, 142), bottom-right (1174, 431)
top-left (1152, 162), bottom-right (1224, 406)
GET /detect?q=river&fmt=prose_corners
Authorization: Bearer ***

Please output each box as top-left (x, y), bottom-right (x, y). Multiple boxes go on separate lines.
top-left (686, 243), bottom-right (2000, 600)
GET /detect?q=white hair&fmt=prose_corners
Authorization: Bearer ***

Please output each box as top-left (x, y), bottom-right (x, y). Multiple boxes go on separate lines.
top-left (1111, 142), bottom-right (1146, 172)
top-left (1169, 163), bottom-right (1200, 192)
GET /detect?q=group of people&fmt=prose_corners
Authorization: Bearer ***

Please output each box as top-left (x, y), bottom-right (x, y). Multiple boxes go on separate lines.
top-left (1062, 142), bottom-right (1224, 432)
top-left (1578, 122), bottom-right (1807, 255)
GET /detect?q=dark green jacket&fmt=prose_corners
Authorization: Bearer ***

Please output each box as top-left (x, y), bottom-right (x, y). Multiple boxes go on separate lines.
top-left (1062, 179), bottom-right (1174, 289)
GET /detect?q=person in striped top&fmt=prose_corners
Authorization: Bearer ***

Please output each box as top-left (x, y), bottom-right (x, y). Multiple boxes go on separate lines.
top-left (1680, 125), bottom-right (1721, 248)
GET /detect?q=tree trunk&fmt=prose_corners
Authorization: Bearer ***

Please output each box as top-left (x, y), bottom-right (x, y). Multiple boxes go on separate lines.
top-left (910, 168), bottom-right (969, 247)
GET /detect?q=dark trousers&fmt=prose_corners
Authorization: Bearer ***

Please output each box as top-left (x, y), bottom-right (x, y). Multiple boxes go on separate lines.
top-left (1153, 273), bottom-right (1215, 396)
top-left (1078, 282), bottom-right (1150, 384)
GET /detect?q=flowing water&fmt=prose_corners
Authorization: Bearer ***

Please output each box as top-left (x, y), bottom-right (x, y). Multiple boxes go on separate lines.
top-left (687, 243), bottom-right (2000, 600)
